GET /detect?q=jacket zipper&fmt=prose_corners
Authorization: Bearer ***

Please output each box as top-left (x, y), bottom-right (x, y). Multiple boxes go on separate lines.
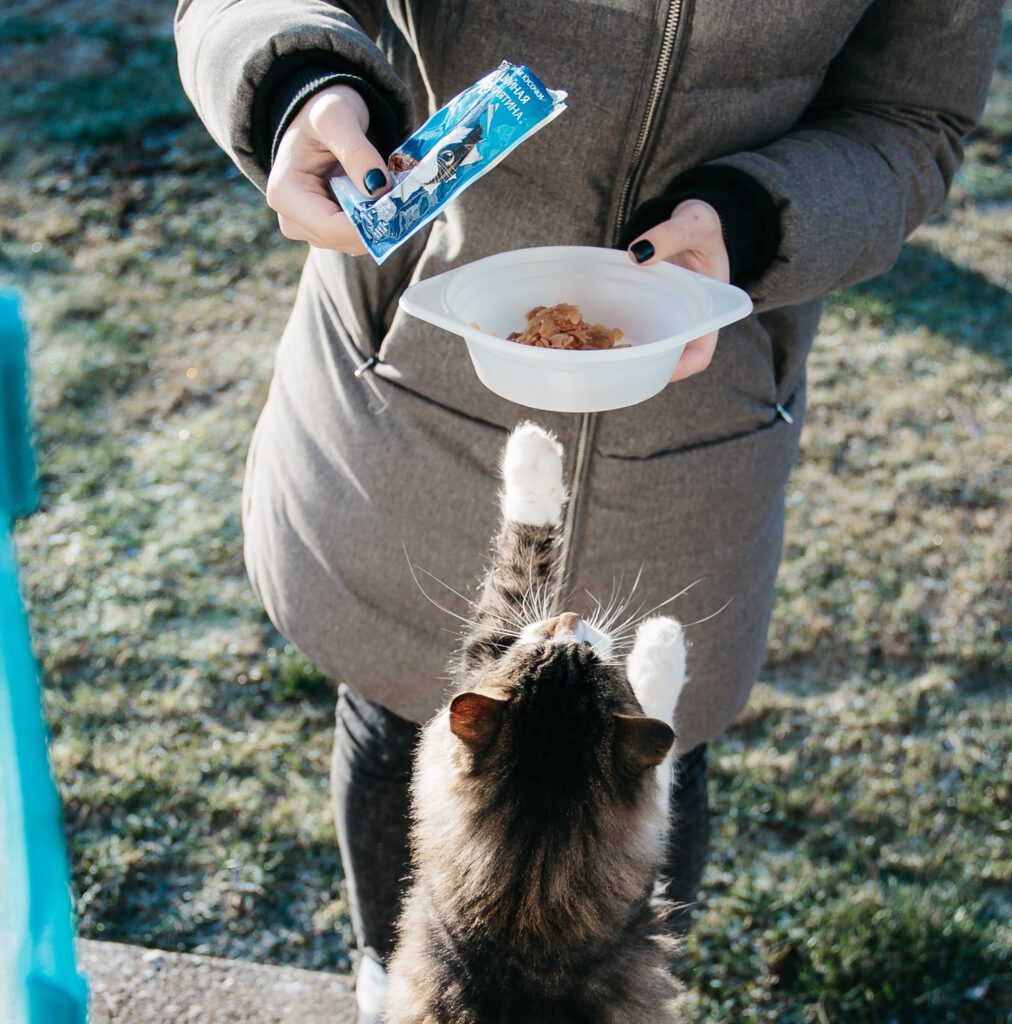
top-left (613, 0), bottom-right (686, 236)
top-left (551, 0), bottom-right (686, 614)
top-left (553, 411), bottom-right (594, 613)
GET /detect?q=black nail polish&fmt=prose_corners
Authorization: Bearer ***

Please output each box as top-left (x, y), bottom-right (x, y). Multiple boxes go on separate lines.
top-left (630, 239), bottom-right (654, 264)
top-left (364, 168), bottom-right (387, 195)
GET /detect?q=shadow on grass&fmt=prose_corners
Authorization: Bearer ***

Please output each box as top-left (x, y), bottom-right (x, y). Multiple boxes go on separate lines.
top-left (700, 758), bottom-right (1011, 1021)
top-left (832, 243), bottom-right (1011, 367)
top-left (792, 879), bottom-right (1009, 1022)
top-left (742, 879), bottom-right (1012, 1023)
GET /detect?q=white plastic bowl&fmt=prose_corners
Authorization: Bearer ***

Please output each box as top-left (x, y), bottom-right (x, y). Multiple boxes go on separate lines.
top-left (399, 245), bottom-right (753, 413)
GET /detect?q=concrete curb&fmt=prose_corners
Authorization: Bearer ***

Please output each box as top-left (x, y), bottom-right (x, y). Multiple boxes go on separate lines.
top-left (79, 939), bottom-right (357, 1023)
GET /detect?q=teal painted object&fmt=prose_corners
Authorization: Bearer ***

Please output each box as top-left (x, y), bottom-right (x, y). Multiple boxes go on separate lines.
top-left (0, 292), bottom-right (89, 1024)
top-left (0, 292), bottom-right (37, 519)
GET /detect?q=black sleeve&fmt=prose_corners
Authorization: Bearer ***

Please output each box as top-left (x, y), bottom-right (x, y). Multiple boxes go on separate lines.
top-left (251, 51), bottom-right (406, 171)
top-left (618, 165), bottom-right (782, 289)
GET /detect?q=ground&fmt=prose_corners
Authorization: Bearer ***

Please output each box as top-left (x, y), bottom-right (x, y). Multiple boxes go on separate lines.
top-left (81, 939), bottom-right (355, 1023)
top-left (1, 4), bottom-right (1009, 1022)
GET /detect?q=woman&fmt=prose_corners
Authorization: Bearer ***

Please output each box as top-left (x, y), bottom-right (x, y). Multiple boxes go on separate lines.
top-left (174, 2), bottom-right (1000, 1020)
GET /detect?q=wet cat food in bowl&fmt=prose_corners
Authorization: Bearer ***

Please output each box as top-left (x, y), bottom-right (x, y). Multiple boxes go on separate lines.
top-left (506, 303), bottom-right (627, 350)
top-left (399, 246), bottom-right (753, 413)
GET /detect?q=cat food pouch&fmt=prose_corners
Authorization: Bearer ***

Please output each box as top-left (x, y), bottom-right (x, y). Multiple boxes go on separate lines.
top-left (330, 62), bottom-right (567, 264)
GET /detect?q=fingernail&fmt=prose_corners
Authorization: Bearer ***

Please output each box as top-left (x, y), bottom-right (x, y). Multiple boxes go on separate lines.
top-left (629, 239), bottom-right (654, 264)
top-left (364, 168), bottom-right (387, 195)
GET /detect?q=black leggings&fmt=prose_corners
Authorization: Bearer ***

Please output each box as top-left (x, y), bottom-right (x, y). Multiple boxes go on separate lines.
top-left (331, 684), bottom-right (711, 965)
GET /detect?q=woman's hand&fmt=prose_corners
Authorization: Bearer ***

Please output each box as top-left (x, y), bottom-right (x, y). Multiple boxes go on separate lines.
top-left (265, 84), bottom-right (391, 254)
top-left (627, 199), bottom-right (730, 381)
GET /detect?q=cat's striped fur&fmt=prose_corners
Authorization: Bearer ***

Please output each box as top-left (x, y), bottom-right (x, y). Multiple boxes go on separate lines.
top-left (385, 424), bottom-right (686, 1023)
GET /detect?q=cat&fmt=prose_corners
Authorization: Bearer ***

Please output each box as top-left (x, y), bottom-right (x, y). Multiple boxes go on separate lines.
top-left (384, 422), bottom-right (689, 1024)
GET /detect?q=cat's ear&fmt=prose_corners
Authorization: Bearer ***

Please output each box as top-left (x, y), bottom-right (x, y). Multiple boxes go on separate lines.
top-left (450, 692), bottom-right (507, 750)
top-left (613, 713), bottom-right (675, 773)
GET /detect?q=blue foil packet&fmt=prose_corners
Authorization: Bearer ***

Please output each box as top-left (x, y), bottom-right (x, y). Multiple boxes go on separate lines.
top-left (330, 62), bottom-right (567, 264)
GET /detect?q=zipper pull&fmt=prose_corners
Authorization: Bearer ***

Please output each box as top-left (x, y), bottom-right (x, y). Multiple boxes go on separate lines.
top-left (775, 402), bottom-right (794, 425)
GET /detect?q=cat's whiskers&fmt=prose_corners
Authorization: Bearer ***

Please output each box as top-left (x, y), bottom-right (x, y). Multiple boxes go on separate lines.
top-left (584, 568), bottom-right (625, 637)
top-left (584, 572), bottom-right (617, 626)
top-left (411, 522), bottom-right (713, 660)
top-left (597, 565), bottom-right (647, 637)
top-left (405, 549), bottom-right (543, 643)
top-left (598, 593), bottom-right (649, 646)
top-left (680, 597), bottom-right (734, 630)
top-left (610, 577), bottom-right (706, 643)
top-left (607, 596), bottom-right (726, 657)
top-left (411, 562), bottom-right (480, 612)
top-left (515, 559), bottom-right (555, 634)
top-left (518, 575), bottom-right (542, 630)
top-left (402, 546), bottom-right (521, 636)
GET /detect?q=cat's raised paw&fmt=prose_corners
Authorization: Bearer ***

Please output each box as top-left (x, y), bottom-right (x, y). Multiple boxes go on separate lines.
top-left (501, 422), bottom-right (566, 526)
top-left (627, 616), bottom-right (687, 723)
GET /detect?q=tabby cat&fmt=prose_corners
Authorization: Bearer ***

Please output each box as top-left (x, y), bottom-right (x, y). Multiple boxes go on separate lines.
top-left (384, 422), bottom-right (688, 1023)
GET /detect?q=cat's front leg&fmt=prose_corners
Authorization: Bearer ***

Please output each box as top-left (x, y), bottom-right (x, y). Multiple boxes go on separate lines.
top-left (626, 617), bottom-right (687, 821)
top-left (459, 423), bottom-right (567, 672)
top-left (490, 422), bottom-right (567, 620)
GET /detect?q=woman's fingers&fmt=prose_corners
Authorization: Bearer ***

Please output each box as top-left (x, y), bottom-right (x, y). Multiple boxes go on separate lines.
top-left (627, 199), bottom-right (730, 382)
top-left (308, 88), bottom-right (390, 199)
top-left (669, 331), bottom-right (719, 382)
top-left (272, 173), bottom-right (367, 252)
top-left (627, 199), bottom-right (729, 281)
top-left (276, 212), bottom-right (368, 255)
top-left (266, 85), bottom-right (385, 254)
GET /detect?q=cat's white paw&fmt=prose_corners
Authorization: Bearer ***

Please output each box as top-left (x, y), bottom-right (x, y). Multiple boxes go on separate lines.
top-left (626, 616), bottom-right (687, 724)
top-left (501, 422), bottom-right (566, 526)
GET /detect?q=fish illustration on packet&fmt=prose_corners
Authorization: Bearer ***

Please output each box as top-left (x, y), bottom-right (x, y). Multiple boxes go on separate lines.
top-left (331, 62), bottom-right (567, 264)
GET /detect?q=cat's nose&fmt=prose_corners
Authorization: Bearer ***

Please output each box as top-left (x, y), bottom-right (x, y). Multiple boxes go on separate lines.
top-left (544, 612), bottom-right (581, 639)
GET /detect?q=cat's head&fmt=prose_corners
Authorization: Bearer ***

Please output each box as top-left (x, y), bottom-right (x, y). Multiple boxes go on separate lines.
top-left (410, 612), bottom-right (685, 947)
top-left (444, 612), bottom-right (677, 822)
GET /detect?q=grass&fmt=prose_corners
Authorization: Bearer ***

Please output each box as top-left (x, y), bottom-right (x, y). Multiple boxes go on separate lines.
top-left (0, 16), bottom-right (191, 144)
top-left (2, 3), bottom-right (1009, 1020)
